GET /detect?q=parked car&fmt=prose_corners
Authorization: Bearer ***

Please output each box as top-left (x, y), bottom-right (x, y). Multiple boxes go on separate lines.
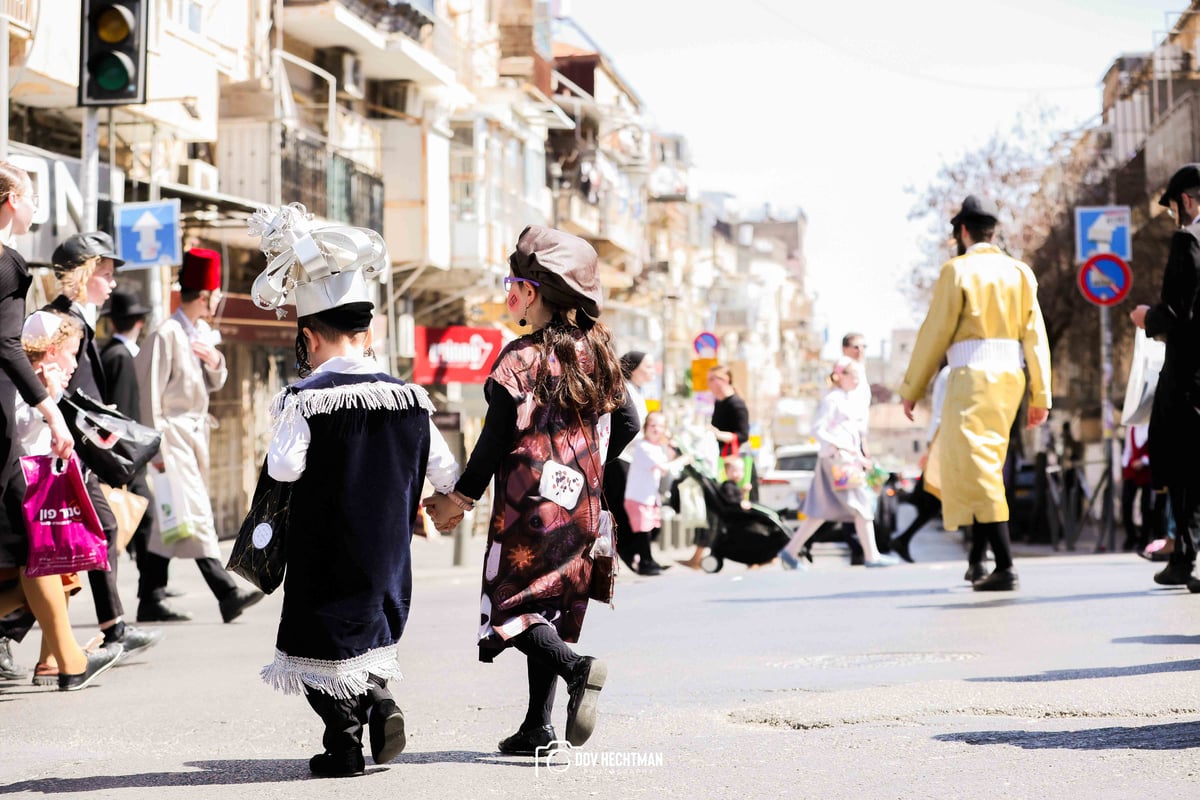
top-left (758, 443), bottom-right (819, 522)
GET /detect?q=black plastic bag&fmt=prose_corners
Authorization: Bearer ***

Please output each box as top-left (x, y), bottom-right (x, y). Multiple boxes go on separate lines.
top-left (59, 389), bottom-right (162, 487)
top-left (227, 460), bottom-right (290, 594)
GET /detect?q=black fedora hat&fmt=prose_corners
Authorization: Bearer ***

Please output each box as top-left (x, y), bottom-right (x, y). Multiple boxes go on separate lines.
top-left (101, 289), bottom-right (151, 319)
top-left (950, 195), bottom-right (999, 227)
top-left (1158, 164), bottom-right (1200, 208)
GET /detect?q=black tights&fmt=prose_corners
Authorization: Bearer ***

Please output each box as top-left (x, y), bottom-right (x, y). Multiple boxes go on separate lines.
top-left (968, 520), bottom-right (1014, 571)
top-left (512, 624), bottom-right (583, 729)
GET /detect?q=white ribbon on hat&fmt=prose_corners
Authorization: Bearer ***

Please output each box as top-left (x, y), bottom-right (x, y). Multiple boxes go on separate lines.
top-left (247, 203), bottom-right (387, 318)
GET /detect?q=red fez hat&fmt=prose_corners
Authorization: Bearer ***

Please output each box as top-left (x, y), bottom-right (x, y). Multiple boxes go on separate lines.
top-left (179, 248), bottom-right (221, 292)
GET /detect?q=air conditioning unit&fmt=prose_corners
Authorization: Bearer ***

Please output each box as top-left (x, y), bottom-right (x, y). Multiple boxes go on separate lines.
top-left (315, 48), bottom-right (365, 100)
top-left (372, 80), bottom-right (423, 118)
top-left (182, 159), bottom-right (219, 193)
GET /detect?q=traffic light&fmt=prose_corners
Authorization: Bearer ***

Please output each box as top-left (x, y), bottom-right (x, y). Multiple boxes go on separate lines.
top-left (79, 1), bottom-right (148, 106)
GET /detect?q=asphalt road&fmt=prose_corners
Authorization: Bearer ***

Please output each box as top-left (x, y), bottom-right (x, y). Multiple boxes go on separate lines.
top-left (1, 514), bottom-right (1197, 799)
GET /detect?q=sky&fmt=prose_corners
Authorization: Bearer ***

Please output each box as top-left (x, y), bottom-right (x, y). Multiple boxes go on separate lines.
top-left (568, 0), bottom-right (1187, 358)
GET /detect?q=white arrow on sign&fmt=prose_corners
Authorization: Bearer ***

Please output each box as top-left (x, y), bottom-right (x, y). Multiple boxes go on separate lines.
top-left (132, 211), bottom-right (162, 261)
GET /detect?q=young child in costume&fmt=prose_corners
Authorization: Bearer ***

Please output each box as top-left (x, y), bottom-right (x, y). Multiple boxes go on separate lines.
top-left (249, 204), bottom-right (458, 777)
top-left (625, 411), bottom-right (690, 574)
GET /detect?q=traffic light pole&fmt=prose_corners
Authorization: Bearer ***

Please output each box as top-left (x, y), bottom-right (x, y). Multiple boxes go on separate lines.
top-left (80, 107), bottom-right (100, 231)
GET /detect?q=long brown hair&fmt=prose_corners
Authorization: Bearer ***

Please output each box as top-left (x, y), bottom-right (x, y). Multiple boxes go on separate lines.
top-left (528, 305), bottom-right (624, 416)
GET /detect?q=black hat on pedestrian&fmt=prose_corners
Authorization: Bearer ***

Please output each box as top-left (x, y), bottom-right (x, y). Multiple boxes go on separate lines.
top-left (100, 289), bottom-right (150, 320)
top-left (1158, 164), bottom-right (1200, 208)
top-left (83, 230), bottom-right (125, 267)
top-left (950, 195), bottom-right (999, 227)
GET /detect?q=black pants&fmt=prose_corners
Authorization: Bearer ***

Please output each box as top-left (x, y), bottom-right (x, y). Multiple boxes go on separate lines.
top-left (1166, 483), bottom-right (1200, 569)
top-left (1120, 479), bottom-right (1155, 549)
top-left (304, 674), bottom-right (393, 754)
top-left (968, 520), bottom-right (1014, 571)
top-left (604, 460), bottom-right (637, 569)
top-left (84, 472), bottom-right (124, 625)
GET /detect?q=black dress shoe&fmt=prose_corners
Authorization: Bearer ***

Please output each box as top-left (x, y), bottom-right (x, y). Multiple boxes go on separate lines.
top-left (368, 699), bottom-right (406, 764)
top-left (58, 643), bottom-right (123, 691)
top-left (891, 537), bottom-right (914, 564)
top-left (102, 621), bottom-right (163, 657)
top-left (636, 563), bottom-right (662, 576)
top-left (0, 637), bottom-right (24, 681)
top-left (1188, 577), bottom-right (1200, 594)
top-left (964, 562), bottom-right (988, 582)
top-left (137, 601), bottom-right (194, 623)
top-left (309, 750), bottom-right (365, 778)
top-left (219, 588), bottom-right (265, 623)
top-left (972, 568), bottom-right (1018, 592)
top-left (1153, 561), bottom-right (1195, 586)
top-left (565, 656), bottom-right (607, 747)
top-left (849, 552), bottom-right (865, 566)
top-left (497, 724), bottom-right (557, 756)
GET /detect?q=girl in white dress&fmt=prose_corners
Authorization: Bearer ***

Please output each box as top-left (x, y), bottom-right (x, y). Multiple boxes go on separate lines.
top-left (779, 358), bottom-right (897, 568)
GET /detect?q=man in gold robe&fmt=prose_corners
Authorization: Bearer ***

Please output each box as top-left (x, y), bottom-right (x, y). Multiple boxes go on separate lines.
top-left (900, 196), bottom-right (1051, 591)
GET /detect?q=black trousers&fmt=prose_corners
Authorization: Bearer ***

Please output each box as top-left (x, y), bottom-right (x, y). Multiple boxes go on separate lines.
top-left (1120, 479), bottom-right (1155, 548)
top-left (603, 459), bottom-right (637, 569)
top-left (84, 472), bottom-right (124, 625)
top-left (1166, 483), bottom-right (1200, 568)
top-left (304, 675), bottom-right (393, 754)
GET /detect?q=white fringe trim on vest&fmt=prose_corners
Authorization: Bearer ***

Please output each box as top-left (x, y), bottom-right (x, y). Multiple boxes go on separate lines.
top-left (260, 645), bottom-right (404, 699)
top-left (270, 381), bottom-right (434, 426)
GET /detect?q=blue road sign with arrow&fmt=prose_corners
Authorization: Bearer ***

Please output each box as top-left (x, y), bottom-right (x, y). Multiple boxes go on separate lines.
top-left (1074, 205), bottom-right (1131, 264)
top-left (115, 199), bottom-right (182, 270)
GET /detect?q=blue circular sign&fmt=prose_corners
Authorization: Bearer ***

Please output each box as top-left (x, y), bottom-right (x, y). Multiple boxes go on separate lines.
top-left (1078, 253), bottom-right (1132, 307)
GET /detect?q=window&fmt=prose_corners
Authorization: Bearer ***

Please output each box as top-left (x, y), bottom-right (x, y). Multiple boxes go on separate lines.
top-left (777, 453), bottom-right (817, 472)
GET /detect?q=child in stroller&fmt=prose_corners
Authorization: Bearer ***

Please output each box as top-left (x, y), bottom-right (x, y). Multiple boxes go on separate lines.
top-left (675, 461), bottom-right (794, 573)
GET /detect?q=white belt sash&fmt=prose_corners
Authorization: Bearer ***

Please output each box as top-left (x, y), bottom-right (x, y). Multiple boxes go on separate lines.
top-left (947, 338), bottom-right (1024, 370)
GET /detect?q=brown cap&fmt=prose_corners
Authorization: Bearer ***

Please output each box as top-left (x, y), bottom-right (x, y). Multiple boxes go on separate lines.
top-left (509, 225), bottom-right (602, 324)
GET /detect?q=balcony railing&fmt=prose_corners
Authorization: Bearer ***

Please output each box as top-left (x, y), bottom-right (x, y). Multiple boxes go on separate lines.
top-left (280, 129), bottom-right (383, 230)
top-left (2, 0), bottom-right (36, 33)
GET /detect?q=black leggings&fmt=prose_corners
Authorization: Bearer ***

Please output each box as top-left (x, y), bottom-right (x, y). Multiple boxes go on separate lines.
top-left (512, 624), bottom-right (582, 729)
top-left (968, 520), bottom-right (1014, 571)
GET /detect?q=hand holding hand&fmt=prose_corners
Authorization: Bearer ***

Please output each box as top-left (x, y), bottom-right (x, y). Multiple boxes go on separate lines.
top-left (421, 494), bottom-right (463, 532)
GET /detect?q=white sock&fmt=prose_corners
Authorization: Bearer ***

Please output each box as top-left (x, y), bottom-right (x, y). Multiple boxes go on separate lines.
top-left (855, 517), bottom-right (881, 562)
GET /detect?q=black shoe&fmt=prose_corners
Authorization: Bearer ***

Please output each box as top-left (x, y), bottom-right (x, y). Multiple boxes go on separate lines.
top-left (565, 657), bottom-right (607, 747)
top-left (102, 621), bottom-right (163, 657)
top-left (637, 563), bottom-right (662, 576)
top-left (1153, 561), bottom-right (1195, 586)
top-left (647, 561), bottom-right (672, 571)
top-left (163, 587), bottom-right (186, 598)
top-left (891, 537), bottom-right (914, 564)
top-left (0, 637), bottom-right (23, 681)
top-left (973, 568), bottom-right (1018, 592)
top-left (1188, 577), bottom-right (1200, 594)
top-left (849, 553), bottom-right (865, 566)
top-left (498, 724), bottom-right (557, 756)
top-left (137, 600), bottom-right (194, 623)
top-left (220, 588), bottom-right (265, 623)
top-left (308, 750), bottom-right (365, 778)
top-left (964, 562), bottom-right (988, 583)
top-left (368, 699), bottom-right (406, 764)
top-left (58, 643), bottom-right (123, 691)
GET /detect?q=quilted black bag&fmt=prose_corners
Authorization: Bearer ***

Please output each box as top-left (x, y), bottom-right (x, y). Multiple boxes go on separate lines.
top-left (227, 460), bottom-right (290, 594)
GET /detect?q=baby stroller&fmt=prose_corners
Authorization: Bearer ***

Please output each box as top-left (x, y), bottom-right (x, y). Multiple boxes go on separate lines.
top-left (678, 463), bottom-right (794, 573)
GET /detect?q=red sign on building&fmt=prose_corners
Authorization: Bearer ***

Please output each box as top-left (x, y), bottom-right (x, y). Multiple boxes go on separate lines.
top-left (413, 326), bottom-right (503, 384)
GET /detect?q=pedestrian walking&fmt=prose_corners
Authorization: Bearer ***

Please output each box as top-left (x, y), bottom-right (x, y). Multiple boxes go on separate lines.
top-left (135, 248), bottom-right (262, 622)
top-left (1120, 423), bottom-right (1159, 553)
top-left (423, 225), bottom-right (639, 756)
top-left (605, 350), bottom-right (652, 571)
top-left (99, 290), bottom-right (191, 622)
top-left (779, 357), bottom-right (898, 569)
top-left (624, 411), bottom-right (689, 575)
top-left (45, 232), bottom-right (161, 657)
top-left (1130, 163), bottom-right (1200, 592)
top-left (833, 332), bottom-right (874, 564)
top-left (900, 195), bottom-right (1052, 591)
top-left (249, 205), bottom-right (457, 777)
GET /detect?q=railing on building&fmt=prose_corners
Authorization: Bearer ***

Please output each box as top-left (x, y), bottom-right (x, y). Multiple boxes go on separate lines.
top-left (1145, 91), bottom-right (1200, 193)
top-left (280, 130), bottom-right (383, 231)
top-left (285, 0), bottom-right (434, 40)
top-left (1, 0), bottom-right (36, 32)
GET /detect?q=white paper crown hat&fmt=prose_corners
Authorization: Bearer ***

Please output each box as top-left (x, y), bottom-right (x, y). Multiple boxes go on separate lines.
top-left (247, 203), bottom-right (388, 318)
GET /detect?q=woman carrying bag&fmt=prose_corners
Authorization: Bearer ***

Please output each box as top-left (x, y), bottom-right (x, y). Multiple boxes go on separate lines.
top-left (424, 226), bottom-right (639, 756)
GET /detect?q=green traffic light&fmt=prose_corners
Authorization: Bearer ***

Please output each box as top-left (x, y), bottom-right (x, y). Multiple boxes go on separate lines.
top-left (89, 52), bottom-right (133, 92)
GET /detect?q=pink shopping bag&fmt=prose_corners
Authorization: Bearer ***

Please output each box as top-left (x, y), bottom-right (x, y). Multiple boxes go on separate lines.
top-left (20, 454), bottom-right (108, 577)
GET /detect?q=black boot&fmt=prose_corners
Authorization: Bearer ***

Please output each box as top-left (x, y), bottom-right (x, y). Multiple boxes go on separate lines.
top-left (498, 724), bottom-right (557, 756)
top-left (367, 699), bottom-right (406, 764)
top-left (565, 656), bottom-right (607, 747)
top-left (309, 750), bottom-right (365, 778)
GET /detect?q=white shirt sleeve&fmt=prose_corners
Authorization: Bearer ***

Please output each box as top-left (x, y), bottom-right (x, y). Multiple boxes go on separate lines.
top-left (425, 417), bottom-right (459, 494)
top-left (927, 366), bottom-right (950, 444)
top-left (267, 406), bottom-right (310, 482)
